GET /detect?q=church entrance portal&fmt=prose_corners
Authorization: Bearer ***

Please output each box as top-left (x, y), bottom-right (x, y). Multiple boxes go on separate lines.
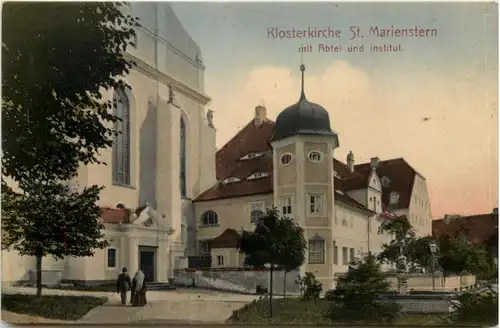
top-left (139, 246), bottom-right (157, 283)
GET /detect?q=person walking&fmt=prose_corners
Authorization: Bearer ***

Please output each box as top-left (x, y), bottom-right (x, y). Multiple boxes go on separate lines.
top-left (116, 267), bottom-right (132, 306)
top-left (131, 269), bottom-right (148, 307)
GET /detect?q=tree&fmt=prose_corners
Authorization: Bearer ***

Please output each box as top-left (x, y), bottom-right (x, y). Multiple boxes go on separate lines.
top-left (1, 2), bottom-right (137, 296)
top-left (279, 216), bottom-right (306, 298)
top-left (2, 182), bottom-right (108, 296)
top-left (239, 208), bottom-right (307, 317)
top-left (327, 255), bottom-right (401, 324)
top-left (2, 2), bottom-right (138, 185)
top-left (438, 234), bottom-right (490, 288)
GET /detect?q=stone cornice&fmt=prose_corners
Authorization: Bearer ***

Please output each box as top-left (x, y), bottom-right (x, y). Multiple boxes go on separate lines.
top-left (124, 52), bottom-right (211, 106)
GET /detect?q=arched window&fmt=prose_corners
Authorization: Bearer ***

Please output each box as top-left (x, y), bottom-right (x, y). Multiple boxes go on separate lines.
top-left (112, 88), bottom-right (130, 185)
top-left (180, 117), bottom-right (187, 197)
top-left (201, 210), bottom-right (218, 226)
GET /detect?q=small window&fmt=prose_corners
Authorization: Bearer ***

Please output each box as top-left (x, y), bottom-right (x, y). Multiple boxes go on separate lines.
top-left (308, 194), bottom-right (323, 215)
top-left (308, 237), bottom-right (325, 264)
top-left (250, 202), bottom-right (265, 223)
top-left (107, 248), bottom-right (117, 268)
top-left (222, 177), bottom-right (241, 184)
top-left (280, 196), bottom-right (292, 216)
top-left (381, 176), bottom-right (391, 187)
top-left (199, 240), bottom-right (212, 255)
top-left (201, 210), bottom-right (219, 226)
top-left (308, 151), bottom-right (323, 163)
top-left (342, 247), bottom-right (348, 265)
top-left (280, 153), bottom-right (293, 166)
top-left (333, 245), bottom-right (338, 265)
top-left (349, 248), bottom-right (355, 261)
top-left (217, 255), bottom-right (224, 266)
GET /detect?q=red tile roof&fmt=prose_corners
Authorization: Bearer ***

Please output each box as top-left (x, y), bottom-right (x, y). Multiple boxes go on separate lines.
top-left (432, 213), bottom-right (499, 246)
top-left (100, 207), bottom-right (130, 224)
top-left (354, 158), bottom-right (416, 210)
top-left (216, 120), bottom-right (276, 181)
top-left (211, 228), bottom-right (242, 248)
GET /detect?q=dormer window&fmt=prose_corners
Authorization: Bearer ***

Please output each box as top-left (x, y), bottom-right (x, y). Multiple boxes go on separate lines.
top-left (389, 191), bottom-right (400, 205)
top-left (247, 172), bottom-right (270, 180)
top-left (240, 152), bottom-right (264, 160)
top-left (308, 150), bottom-right (324, 163)
top-left (222, 177), bottom-right (241, 184)
top-left (334, 171), bottom-right (341, 179)
top-left (381, 176), bottom-right (391, 187)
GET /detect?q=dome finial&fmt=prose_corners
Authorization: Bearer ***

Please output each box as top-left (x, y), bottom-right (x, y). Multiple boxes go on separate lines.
top-left (300, 63), bottom-right (306, 100)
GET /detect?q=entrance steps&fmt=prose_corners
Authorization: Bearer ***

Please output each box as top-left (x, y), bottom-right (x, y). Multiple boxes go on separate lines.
top-left (146, 282), bottom-right (176, 290)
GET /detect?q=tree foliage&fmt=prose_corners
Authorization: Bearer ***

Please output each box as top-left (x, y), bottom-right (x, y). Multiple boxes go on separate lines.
top-left (378, 215), bottom-right (433, 271)
top-left (438, 234), bottom-right (490, 276)
top-left (2, 183), bottom-right (107, 258)
top-left (239, 208), bottom-right (307, 317)
top-left (2, 2), bottom-right (138, 185)
top-left (1, 2), bottom-right (137, 296)
top-left (327, 255), bottom-right (401, 324)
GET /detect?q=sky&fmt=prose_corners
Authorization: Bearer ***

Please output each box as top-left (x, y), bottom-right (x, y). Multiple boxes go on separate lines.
top-left (171, 2), bottom-right (498, 219)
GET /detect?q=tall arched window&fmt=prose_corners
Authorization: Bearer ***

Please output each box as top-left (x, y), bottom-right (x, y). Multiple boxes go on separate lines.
top-left (112, 88), bottom-right (131, 185)
top-left (179, 117), bottom-right (187, 197)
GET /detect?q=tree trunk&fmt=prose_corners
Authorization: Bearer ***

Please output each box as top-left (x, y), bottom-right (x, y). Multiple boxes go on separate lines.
top-left (36, 252), bottom-right (43, 297)
top-left (283, 270), bottom-right (287, 298)
top-left (269, 264), bottom-right (274, 318)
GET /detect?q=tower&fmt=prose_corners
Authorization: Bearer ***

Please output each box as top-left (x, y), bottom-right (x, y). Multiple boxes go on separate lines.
top-left (270, 64), bottom-right (339, 289)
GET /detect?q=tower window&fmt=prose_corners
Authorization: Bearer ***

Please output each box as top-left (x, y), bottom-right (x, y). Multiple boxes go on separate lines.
top-left (280, 196), bottom-right (292, 216)
top-left (308, 193), bottom-right (324, 216)
top-left (307, 151), bottom-right (323, 163)
top-left (280, 153), bottom-right (293, 165)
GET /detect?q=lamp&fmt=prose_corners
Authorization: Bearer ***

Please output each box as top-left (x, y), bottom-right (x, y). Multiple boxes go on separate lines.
top-left (429, 241), bottom-right (437, 291)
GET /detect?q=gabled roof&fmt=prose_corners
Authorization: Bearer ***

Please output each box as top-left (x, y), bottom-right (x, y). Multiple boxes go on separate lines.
top-left (216, 120), bottom-right (275, 181)
top-left (211, 228), bottom-right (242, 248)
top-left (354, 158), bottom-right (416, 210)
top-left (432, 213), bottom-right (499, 246)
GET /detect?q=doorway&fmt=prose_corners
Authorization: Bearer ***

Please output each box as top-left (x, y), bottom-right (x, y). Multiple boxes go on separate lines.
top-left (139, 246), bottom-right (157, 283)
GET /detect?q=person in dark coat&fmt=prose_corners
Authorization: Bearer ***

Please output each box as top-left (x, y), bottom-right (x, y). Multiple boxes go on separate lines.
top-left (131, 269), bottom-right (147, 307)
top-left (116, 267), bottom-right (132, 306)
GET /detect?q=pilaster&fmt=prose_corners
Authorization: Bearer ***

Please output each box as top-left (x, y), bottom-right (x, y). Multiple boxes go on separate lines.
top-left (128, 237), bottom-right (139, 275)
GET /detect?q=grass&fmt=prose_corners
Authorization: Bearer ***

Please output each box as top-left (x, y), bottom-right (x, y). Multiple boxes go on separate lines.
top-left (229, 298), bottom-right (479, 326)
top-left (1, 294), bottom-right (107, 321)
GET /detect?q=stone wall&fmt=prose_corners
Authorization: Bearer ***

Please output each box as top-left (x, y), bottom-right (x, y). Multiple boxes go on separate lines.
top-left (173, 268), bottom-right (301, 295)
top-left (381, 273), bottom-right (476, 292)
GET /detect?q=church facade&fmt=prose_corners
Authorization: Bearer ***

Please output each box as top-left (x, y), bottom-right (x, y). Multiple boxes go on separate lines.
top-left (2, 3), bottom-right (217, 286)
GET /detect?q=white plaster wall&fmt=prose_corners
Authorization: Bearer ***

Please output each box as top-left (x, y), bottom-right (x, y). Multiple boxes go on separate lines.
top-left (334, 204), bottom-right (370, 273)
top-left (409, 174), bottom-right (433, 237)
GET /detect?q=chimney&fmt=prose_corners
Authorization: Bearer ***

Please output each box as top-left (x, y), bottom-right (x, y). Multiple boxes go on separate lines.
top-left (347, 151), bottom-right (355, 172)
top-left (254, 106), bottom-right (267, 127)
top-left (493, 208), bottom-right (498, 215)
top-left (370, 157), bottom-right (380, 170)
top-left (444, 215), bottom-right (451, 224)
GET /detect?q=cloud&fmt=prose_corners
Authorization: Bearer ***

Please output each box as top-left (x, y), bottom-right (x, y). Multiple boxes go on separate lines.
top-left (206, 60), bottom-right (497, 217)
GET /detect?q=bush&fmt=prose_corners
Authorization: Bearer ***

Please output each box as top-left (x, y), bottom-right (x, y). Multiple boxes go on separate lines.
top-left (450, 289), bottom-right (498, 324)
top-left (297, 272), bottom-right (322, 301)
top-left (327, 255), bottom-right (401, 324)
